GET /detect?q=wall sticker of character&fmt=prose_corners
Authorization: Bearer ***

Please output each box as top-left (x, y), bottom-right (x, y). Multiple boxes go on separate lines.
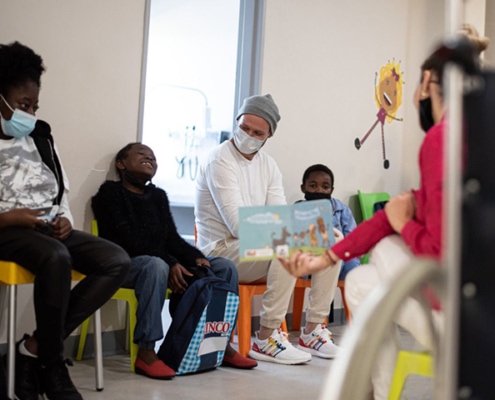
top-left (354, 59), bottom-right (404, 169)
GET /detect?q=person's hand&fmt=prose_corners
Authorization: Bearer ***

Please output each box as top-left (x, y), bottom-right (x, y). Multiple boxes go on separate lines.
top-left (195, 257), bottom-right (210, 268)
top-left (334, 228), bottom-right (344, 240)
top-left (278, 250), bottom-right (335, 277)
top-left (51, 216), bottom-right (72, 240)
top-left (0, 208), bottom-right (46, 229)
top-left (169, 263), bottom-right (194, 293)
top-left (385, 191), bottom-right (416, 233)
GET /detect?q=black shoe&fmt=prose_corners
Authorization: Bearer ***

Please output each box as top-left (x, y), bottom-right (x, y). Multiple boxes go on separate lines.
top-left (13, 334), bottom-right (40, 400)
top-left (39, 359), bottom-right (83, 400)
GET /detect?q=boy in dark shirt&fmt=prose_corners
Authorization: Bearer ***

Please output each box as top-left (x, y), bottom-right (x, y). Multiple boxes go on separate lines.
top-left (92, 143), bottom-right (256, 379)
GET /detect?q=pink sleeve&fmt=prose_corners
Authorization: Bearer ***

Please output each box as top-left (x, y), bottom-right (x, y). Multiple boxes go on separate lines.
top-left (400, 125), bottom-right (443, 259)
top-left (332, 123), bottom-right (444, 262)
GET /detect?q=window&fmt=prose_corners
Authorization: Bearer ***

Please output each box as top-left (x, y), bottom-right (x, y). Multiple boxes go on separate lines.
top-left (139, 0), bottom-right (264, 207)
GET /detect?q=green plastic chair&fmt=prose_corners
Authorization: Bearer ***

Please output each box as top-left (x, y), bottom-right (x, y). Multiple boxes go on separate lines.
top-left (357, 190), bottom-right (391, 263)
top-left (357, 190), bottom-right (391, 221)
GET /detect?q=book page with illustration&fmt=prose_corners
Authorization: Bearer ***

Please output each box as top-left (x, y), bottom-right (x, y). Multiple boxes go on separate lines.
top-left (238, 199), bottom-right (334, 262)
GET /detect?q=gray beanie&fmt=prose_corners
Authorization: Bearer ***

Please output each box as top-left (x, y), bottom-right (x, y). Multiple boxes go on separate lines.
top-left (236, 94), bottom-right (281, 134)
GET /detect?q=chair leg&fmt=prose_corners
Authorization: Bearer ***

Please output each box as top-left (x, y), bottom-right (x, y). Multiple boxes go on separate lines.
top-left (128, 300), bottom-right (138, 372)
top-left (76, 317), bottom-right (91, 361)
top-left (92, 309), bottom-right (104, 391)
top-left (6, 285), bottom-right (16, 400)
top-left (338, 281), bottom-right (352, 323)
top-left (281, 320), bottom-right (288, 332)
top-left (237, 286), bottom-right (253, 357)
top-left (75, 312), bottom-right (104, 391)
top-left (388, 365), bottom-right (408, 400)
top-left (109, 289), bottom-right (139, 372)
top-left (237, 285), bottom-right (291, 357)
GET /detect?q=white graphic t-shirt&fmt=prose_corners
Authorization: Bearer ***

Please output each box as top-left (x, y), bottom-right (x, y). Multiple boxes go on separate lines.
top-left (0, 136), bottom-right (58, 212)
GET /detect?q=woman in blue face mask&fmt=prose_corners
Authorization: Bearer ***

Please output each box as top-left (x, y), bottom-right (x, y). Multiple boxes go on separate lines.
top-left (0, 92), bottom-right (37, 138)
top-left (0, 42), bottom-right (131, 400)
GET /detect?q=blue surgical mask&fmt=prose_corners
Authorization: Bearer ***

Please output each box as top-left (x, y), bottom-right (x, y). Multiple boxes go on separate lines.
top-left (0, 94), bottom-right (37, 138)
top-left (233, 127), bottom-right (265, 154)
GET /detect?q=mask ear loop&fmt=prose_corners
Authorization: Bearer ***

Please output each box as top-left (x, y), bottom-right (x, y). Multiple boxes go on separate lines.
top-left (0, 94), bottom-right (15, 119)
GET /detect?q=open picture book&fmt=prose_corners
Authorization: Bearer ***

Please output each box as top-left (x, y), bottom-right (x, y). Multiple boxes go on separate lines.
top-left (238, 199), bottom-right (334, 262)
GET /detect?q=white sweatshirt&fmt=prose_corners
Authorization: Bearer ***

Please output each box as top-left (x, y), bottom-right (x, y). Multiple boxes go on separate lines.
top-left (195, 140), bottom-right (286, 254)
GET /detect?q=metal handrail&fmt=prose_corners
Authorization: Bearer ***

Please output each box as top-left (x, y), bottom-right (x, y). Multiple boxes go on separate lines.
top-left (318, 259), bottom-right (444, 400)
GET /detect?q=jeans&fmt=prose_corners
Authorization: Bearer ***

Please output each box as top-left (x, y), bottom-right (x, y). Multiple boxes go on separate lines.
top-left (0, 227), bottom-right (131, 367)
top-left (125, 255), bottom-right (238, 349)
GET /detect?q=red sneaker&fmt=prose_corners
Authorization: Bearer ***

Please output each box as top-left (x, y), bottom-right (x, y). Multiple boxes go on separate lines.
top-left (222, 352), bottom-right (258, 369)
top-left (135, 358), bottom-right (176, 380)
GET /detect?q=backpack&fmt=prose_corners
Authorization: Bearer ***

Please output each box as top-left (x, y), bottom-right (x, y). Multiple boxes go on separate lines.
top-left (158, 266), bottom-right (239, 375)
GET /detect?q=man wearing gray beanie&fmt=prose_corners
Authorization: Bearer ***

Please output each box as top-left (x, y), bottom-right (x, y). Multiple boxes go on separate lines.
top-left (236, 93), bottom-right (280, 135)
top-left (195, 94), bottom-right (339, 365)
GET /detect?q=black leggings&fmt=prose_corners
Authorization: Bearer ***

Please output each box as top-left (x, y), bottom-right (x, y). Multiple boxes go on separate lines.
top-left (0, 227), bottom-right (130, 366)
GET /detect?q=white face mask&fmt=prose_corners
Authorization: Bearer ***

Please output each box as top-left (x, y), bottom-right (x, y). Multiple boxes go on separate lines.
top-left (232, 127), bottom-right (265, 154)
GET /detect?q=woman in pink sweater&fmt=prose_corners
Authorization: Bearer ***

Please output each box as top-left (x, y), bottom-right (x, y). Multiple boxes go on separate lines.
top-left (281, 55), bottom-right (446, 287)
top-left (281, 34), bottom-right (487, 400)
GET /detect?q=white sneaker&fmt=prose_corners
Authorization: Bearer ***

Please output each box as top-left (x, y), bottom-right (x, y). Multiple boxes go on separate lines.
top-left (298, 324), bottom-right (340, 359)
top-left (248, 328), bottom-right (312, 365)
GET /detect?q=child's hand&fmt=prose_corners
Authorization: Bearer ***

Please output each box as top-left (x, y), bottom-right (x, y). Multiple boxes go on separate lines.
top-left (278, 250), bottom-right (331, 277)
top-left (169, 263), bottom-right (193, 293)
top-left (51, 216), bottom-right (72, 240)
top-left (0, 208), bottom-right (46, 229)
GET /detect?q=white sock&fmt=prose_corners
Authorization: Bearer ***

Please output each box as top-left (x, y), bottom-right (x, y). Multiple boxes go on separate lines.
top-left (19, 340), bottom-right (37, 358)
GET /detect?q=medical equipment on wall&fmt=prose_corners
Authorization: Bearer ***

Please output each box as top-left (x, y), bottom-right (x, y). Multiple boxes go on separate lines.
top-left (175, 125), bottom-right (199, 180)
top-left (147, 84), bottom-right (209, 182)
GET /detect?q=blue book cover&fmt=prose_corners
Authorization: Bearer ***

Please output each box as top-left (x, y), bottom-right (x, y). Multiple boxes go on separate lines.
top-left (238, 199), bottom-right (334, 262)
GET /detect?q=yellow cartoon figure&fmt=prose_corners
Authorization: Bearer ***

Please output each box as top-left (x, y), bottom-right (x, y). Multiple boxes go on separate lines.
top-left (354, 60), bottom-right (404, 169)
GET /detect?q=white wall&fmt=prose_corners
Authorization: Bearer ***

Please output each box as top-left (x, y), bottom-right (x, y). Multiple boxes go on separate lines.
top-left (261, 0), bottom-right (445, 209)
top-left (465, 0), bottom-right (486, 38)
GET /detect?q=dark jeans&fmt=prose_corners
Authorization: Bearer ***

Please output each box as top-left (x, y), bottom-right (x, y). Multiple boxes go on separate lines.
top-left (0, 227), bottom-right (131, 367)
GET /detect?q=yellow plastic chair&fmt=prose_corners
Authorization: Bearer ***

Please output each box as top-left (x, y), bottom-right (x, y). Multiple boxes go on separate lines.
top-left (0, 261), bottom-right (103, 398)
top-left (76, 287), bottom-right (140, 371)
top-left (76, 220), bottom-right (170, 372)
top-left (388, 350), bottom-right (434, 400)
top-left (357, 190), bottom-right (391, 263)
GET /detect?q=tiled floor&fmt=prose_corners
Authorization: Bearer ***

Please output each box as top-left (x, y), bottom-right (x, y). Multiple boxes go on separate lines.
top-left (70, 324), bottom-right (434, 400)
